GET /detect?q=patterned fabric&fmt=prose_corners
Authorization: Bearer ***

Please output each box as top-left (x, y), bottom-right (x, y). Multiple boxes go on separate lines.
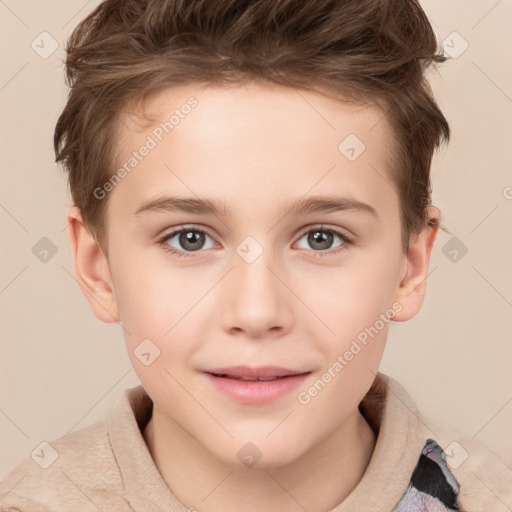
top-left (394, 439), bottom-right (462, 511)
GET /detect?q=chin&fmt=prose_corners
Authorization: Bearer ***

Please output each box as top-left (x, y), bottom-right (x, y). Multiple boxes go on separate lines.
top-left (210, 440), bottom-right (303, 471)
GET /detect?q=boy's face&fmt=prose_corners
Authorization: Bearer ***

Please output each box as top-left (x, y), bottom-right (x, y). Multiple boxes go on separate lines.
top-left (72, 82), bottom-right (435, 468)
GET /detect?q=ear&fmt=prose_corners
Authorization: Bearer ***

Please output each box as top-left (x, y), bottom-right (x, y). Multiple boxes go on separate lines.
top-left (66, 206), bottom-right (120, 323)
top-left (392, 206), bottom-right (440, 322)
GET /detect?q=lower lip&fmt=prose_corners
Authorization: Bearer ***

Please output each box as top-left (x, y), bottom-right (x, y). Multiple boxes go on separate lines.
top-left (204, 372), bottom-right (310, 405)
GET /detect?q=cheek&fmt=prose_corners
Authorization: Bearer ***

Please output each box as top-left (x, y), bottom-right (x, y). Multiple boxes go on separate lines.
top-left (110, 257), bottom-right (206, 377)
top-left (309, 251), bottom-right (401, 337)
top-left (113, 253), bottom-right (201, 330)
top-left (296, 272), bottom-right (393, 425)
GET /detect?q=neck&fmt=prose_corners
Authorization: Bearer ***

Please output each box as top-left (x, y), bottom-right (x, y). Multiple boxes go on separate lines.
top-left (143, 407), bottom-right (376, 512)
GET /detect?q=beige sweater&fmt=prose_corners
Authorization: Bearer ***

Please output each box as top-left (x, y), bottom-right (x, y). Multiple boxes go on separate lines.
top-left (1, 372), bottom-right (511, 512)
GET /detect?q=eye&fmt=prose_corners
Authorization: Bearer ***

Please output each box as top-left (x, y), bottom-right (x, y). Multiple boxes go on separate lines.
top-left (157, 224), bottom-right (353, 259)
top-left (295, 226), bottom-right (352, 256)
top-left (158, 226), bottom-right (216, 257)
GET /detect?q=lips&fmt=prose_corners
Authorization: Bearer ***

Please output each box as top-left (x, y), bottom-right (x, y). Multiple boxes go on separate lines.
top-left (204, 365), bottom-right (309, 381)
top-left (204, 367), bottom-right (311, 404)
top-left (211, 374), bottom-right (288, 381)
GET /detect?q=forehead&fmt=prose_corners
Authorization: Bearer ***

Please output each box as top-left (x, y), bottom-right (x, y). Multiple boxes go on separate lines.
top-left (119, 81), bottom-right (392, 145)
top-left (109, 82), bottom-right (398, 221)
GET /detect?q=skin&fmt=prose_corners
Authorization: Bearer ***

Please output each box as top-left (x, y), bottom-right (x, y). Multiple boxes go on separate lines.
top-left (67, 81), bottom-right (439, 512)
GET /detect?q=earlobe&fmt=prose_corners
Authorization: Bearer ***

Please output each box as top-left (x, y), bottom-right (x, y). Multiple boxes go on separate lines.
top-left (66, 206), bottom-right (120, 323)
top-left (393, 207), bottom-right (440, 322)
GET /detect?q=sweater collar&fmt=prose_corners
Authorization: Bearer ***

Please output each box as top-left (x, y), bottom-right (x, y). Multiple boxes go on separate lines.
top-left (108, 372), bottom-right (436, 511)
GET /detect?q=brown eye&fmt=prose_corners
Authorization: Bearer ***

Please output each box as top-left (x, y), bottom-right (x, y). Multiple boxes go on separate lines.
top-left (177, 230), bottom-right (207, 251)
top-left (160, 227), bottom-right (215, 255)
top-left (296, 227), bottom-right (349, 253)
top-left (308, 230), bottom-right (335, 251)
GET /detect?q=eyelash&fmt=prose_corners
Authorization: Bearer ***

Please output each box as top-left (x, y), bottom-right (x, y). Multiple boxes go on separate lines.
top-left (157, 225), bottom-right (354, 259)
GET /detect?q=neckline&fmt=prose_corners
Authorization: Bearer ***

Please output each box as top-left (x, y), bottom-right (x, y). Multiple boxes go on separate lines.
top-left (108, 372), bottom-right (432, 512)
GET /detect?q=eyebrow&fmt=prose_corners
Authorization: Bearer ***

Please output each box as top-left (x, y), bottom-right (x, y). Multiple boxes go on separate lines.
top-left (134, 195), bottom-right (378, 219)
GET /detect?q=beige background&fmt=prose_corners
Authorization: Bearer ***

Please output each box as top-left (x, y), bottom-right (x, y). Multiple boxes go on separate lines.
top-left (1, 0), bottom-right (511, 480)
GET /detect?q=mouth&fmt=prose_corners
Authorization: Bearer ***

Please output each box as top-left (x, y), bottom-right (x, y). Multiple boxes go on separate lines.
top-left (208, 373), bottom-right (295, 381)
top-left (204, 365), bottom-right (310, 381)
top-left (203, 366), bottom-right (312, 404)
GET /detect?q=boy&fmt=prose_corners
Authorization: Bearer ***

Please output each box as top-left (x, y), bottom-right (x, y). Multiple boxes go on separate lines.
top-left (1, 0), bottom-right (511, 511)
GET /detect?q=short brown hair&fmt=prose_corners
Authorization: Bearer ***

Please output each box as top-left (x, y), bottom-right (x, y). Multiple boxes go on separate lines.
top-left (54, 0), bottom-right (450, 254)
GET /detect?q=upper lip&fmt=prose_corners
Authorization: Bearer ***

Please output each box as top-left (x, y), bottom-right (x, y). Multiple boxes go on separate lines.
top-left (204, 365), bottom-right (310, 380)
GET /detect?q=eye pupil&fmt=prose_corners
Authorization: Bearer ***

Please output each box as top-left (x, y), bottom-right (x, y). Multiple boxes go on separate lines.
top-left (180, 230), bottom-right (204, 251)
top-left (309, 230), bottom-right (333, 250)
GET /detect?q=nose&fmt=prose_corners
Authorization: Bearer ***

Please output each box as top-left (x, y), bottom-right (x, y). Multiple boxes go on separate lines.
top-left (220, 246), bottom-right (293, 339)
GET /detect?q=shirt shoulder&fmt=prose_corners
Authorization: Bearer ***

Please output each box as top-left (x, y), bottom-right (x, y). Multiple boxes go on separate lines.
top-left (444, 433), bottom-right (512, 511)
top-left (0, 419), bottom-right (132, 512)
top-left (413, 417), bottom-right (512, 512)
top-left (358, 374), bottom-right (512, 512)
